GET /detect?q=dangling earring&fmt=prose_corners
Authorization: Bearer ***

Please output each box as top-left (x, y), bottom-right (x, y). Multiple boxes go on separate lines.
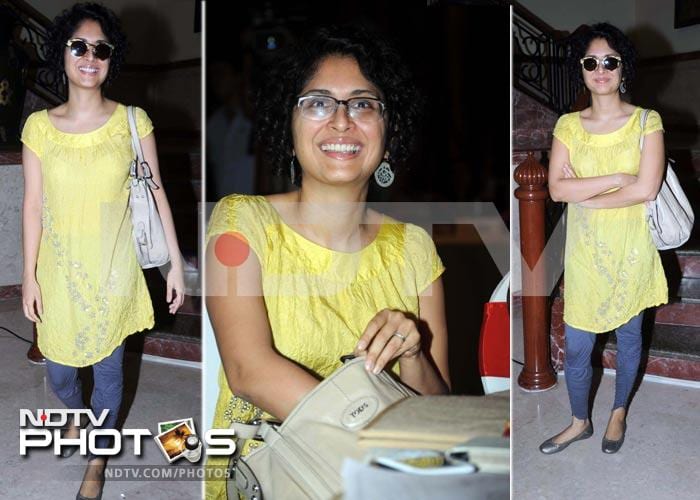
top-left (374, 160), bottom-right (394, 187)
top-left (290, 155), bottom-right (296, 185)
top-left (619, 79), bottom-right (627, 94)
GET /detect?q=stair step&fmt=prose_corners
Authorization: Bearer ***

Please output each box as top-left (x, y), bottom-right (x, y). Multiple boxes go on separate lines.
top-left (604, 322), bottom-right (700, 381)
top-left (178, 295), bottom-right (201, 316)
top-left (608, 323), bottom-right (699, 357)
top-left (655, 301), bottom-right (700, 327)
top-left (677, 252), bottom-right (700, 279)
top-left (143, 330), bottom-right (200, 362)
top-left (600, 348), bottom-right (700, 381)
top-left (678, 277), bottom-right (700, 302)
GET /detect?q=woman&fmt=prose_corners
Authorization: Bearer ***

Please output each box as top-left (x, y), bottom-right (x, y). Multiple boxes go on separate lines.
top-left (205, 25), bottom-right (450, 498)
top-left (541, 23), bottom-right (667, 455)
top-left (21, 3), bottom-right (185, 498)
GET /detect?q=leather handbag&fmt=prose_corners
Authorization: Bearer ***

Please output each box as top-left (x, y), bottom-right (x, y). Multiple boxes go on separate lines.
top-left (640, 109), bottom-right (694, 250)
top-left (127, 105), bottom-right (170, 268)
top-left (227, 356), bottom-right (416, 500)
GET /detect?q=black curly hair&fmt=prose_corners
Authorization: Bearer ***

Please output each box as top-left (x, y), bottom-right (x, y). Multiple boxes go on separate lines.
top-left (254, 24), bottom-right (422, 185)
top-left (569, 22), bottom-right (637, 92)
top-left (46, 2), bottom-right (128, 88)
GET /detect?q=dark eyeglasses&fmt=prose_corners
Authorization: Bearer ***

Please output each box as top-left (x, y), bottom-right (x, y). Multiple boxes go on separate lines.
top-left (65, 38), bottom-right (114, 61)
top-left (579, 55), bottom-right (622, 72)
top-left (296, 95), bottom-right (385, 122)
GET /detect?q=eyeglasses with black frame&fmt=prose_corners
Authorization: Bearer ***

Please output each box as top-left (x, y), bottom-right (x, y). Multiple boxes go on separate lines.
top-left (65, 38), bottom-right (115, 61)
top-left (579, 55), bottom-right (622, 72)
top-left (296, 95), bottom-right (385, 122)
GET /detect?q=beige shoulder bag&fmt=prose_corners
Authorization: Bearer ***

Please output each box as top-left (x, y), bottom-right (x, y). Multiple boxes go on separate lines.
top-left (127, 106), bottom-right (170, 268)
top-left (228, 356), bottom-right (416, 500)
top-left (640, 109), bottom-right (694, 250)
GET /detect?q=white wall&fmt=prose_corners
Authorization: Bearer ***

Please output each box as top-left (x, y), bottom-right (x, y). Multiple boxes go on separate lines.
top-left (634, 0), bottom-right (700, 57)
top-left (0, 165), bottom-right (24, 286)
top-left (519, 0), bottom-right (700, 57)
top-left (518, 0), bottom-right (635, 33)
top-left (28, 0), bottom-right (200, 63)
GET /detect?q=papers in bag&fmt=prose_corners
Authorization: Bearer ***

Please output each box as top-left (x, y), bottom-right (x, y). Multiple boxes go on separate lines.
top-left (446, 436), bottom-right (510, 474)
top-left (368, 448), bottom-right (477, 476)
top-left (358, 393), bottom-right (509, 450)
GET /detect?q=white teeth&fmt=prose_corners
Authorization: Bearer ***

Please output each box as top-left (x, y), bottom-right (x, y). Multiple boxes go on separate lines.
top-left (320, 143), bottom-right (361, 153)
top-left (79, 67), bottom-right (98, 73)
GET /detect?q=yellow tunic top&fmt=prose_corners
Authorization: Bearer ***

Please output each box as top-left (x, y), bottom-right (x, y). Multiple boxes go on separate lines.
top-left (21, 104), bottom-right (155, 366)
top-left (554, 107), bottom-right (668, 333)
top-left (205, 194), bottom-right (445, 499)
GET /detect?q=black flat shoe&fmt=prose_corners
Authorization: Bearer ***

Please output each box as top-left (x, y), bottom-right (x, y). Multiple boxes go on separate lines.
top-left (539, 423), bottom-right (593, 455)
top-left (76, 462), bottom-right (105, 500)
top-left (602, 421), bottom-right (626, 454)
top-left (60, 414), bottom-right (90, 458)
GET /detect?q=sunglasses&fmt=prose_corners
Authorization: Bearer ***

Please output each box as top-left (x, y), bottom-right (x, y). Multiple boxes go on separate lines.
top-left (65, 38), bottom-right (114, 61)
top-left (579, 55), bottom-right (622, 72)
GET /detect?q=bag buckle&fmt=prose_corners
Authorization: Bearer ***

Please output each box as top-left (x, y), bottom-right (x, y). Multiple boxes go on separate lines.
top-left (229, 450), bottom-right (263, 499)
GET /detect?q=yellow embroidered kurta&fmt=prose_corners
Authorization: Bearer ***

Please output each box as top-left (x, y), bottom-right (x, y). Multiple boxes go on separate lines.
top-left (554, 108), bottom-right (668, 333)
top-left (21, 104), bottom-right (154, 366)
top-left (205, 194), bottom-right (445, 499)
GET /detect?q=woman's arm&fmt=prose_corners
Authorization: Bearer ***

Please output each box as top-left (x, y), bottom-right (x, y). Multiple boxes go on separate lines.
top-left (206, 239), bottom-right (319, 420)
top-left (139, 132), bottom-right (185, 313)
top-left (21, 145), bottom-right (44, 322)
top-left (354, 278), bottom-right (450, 395)
top-left (548, 137), bottom-right (634, 203)
top-left (399, 277), bottom-right (450, 394)
top-left (578, 130), bottom-right (665, 209)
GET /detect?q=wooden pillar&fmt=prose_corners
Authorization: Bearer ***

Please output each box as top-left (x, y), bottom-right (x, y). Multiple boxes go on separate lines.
top-left (514, 152), bottom-right (557, 391)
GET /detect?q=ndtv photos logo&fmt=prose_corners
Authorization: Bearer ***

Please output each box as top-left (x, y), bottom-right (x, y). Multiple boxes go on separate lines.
top-left (19, 409), bottom-right (236, 463)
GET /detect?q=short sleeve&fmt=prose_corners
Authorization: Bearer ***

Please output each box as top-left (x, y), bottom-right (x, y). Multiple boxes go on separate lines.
top-left (642, 109), bottom-right (664, 136)
top-left (405, 224), bottom-right (445, 294)
top-left (552, 114), bottom-right (572, 150)
top-left (21, 112), bottom-right (44, 159)
top-left (133, 106), bottom-right (154, 139)
top-left (206, 195), bottom-right (268, 261)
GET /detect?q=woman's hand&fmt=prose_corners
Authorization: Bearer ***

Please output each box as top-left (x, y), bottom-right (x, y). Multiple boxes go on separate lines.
top-left (616, 172), bottom-right (637, 187)
top-left (562, 162), bottom-right (577, 179)
top-left (166, 265), bottom-right (185, 314)
top-left (355, 309), bottom-right (422, 374)
top-left (578, 173), bottom-right (639, 208)
top-left (562, 163), bottom-right (638, 188)
top-left (22, 277), bottom-right (43, 323)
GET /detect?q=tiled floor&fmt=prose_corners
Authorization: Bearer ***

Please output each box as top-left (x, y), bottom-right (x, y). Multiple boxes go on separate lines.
top-left (511, 299), bottom-right (700, 500)
top-left (0, 298), bottom-right (201, 499)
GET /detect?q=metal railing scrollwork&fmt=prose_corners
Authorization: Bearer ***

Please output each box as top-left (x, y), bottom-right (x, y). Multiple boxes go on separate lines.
top-left (2, 0), bottom-right (66, 105)
top-left (511, 3), bottom-right (578, 115)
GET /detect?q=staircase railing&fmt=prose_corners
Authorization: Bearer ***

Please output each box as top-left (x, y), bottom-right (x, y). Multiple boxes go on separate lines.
top-left (511, 1), bottom-right (580, 115)
top-left (2, 0), bottom-right (66, 105)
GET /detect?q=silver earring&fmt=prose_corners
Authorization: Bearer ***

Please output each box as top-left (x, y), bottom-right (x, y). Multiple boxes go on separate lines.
top-left (620, 80), bottom-right (626, 94)
top-left (374, 161), bottom-right (394, 187)
top-left (290, 156), bottom-right (296, 185)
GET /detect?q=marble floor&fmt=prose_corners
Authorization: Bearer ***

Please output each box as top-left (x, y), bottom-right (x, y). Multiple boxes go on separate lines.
top-left (511, 300), bottom-right (700, 500)
top-left (0, 298), bottom-right (202, 499)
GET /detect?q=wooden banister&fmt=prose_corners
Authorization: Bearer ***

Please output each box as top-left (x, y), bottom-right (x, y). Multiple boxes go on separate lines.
top-left (514, 153), bottom-right (557, 391)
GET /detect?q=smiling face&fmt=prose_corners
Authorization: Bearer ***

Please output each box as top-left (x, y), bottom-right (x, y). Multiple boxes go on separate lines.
top-left (582, 38), bottom-right (622, 97)
top-left (64, 19), bottom-right (110, 91)
top-left (291, 56), bottom-right (387, 187)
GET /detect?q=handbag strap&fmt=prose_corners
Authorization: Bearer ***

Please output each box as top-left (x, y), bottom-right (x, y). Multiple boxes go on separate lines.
top-left (127, 105), bottom-right (159, 189)
top-left (230, 421), bottom-right (264, 440)
top-left (639, 108), bottom-right (651, 150)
